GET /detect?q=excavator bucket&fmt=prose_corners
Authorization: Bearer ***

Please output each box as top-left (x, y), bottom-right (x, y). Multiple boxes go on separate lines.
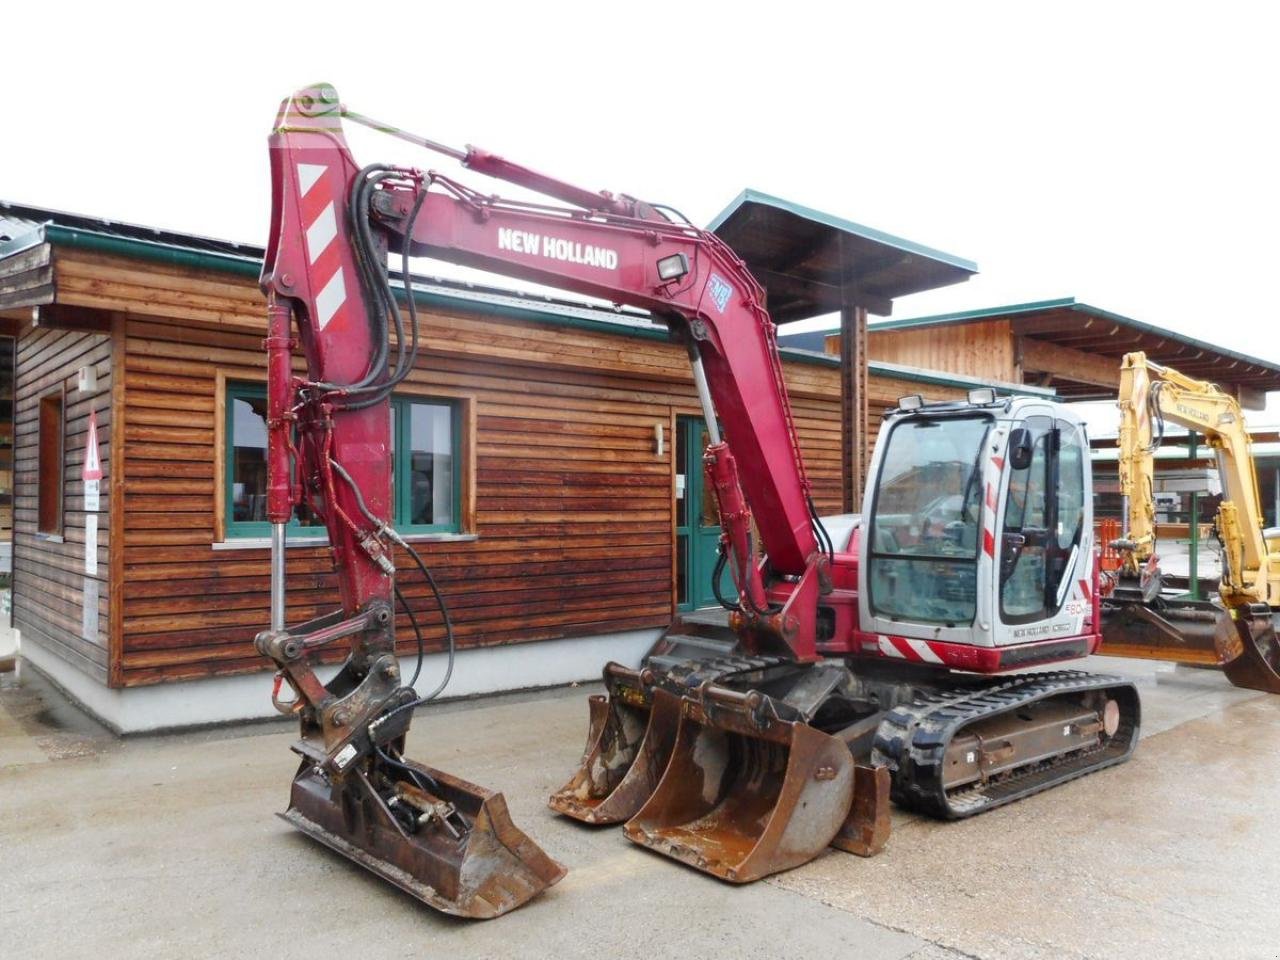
top-left (624, 685), bottom-right (855, 883)
top-left (1100, 594), bottom-right (1233, 666)
top-left (283, 754), bottom-right (566, 919)
top-left (1101, 595), bottom-right (1280, 693)
top-left (549, 668), bottom-right (683, 825)
top-left (1221, 608), bottom-right (1280, 694)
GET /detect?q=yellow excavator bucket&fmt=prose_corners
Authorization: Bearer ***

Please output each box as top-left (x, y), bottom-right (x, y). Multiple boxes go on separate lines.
top-left (623, 685), bottom-right (857, 883)
top-left (1221, 609), bottom-right (1280, 693)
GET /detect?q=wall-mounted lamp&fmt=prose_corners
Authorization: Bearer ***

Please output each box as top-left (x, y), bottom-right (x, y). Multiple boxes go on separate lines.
top-left (77, 365), bottom-right (98, 395)
top-left (654, 422), bottom-right (664, 457)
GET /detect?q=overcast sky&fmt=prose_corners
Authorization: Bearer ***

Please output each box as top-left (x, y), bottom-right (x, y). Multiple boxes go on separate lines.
top-left (6, 3), bottom-right (1278, 373)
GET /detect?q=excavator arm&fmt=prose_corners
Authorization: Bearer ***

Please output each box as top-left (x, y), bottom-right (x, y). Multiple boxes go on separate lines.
top-left (263, 85), bottom-right (827, 657)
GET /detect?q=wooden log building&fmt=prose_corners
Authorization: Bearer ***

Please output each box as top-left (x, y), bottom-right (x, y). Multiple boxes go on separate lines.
top-left (0, 196), bottom-right (1021, 732)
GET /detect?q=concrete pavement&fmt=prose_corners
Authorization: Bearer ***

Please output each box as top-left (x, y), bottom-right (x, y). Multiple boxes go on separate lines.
top-left (2, 656), bottom-right (1279, 960)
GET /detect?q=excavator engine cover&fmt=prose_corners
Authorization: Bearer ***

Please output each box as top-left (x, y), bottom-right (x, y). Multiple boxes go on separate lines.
top-left (624, 684), bottom-right (854, 883)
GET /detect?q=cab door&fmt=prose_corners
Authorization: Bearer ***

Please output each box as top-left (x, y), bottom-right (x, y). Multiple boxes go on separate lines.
top-left (994, 416), bottom-right (1089, 642)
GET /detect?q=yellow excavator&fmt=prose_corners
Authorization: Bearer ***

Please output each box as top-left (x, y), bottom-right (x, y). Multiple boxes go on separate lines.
top-left (1101, 350), bottom-right (1280, 692)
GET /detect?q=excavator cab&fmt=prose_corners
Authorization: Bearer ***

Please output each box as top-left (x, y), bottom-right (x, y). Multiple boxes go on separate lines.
top-left (860, 395), bottom-right (1099, 661)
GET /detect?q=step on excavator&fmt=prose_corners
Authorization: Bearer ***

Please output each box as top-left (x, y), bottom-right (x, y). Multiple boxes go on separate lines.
top-left (1099, 351), bottom-right (1280, 692)
top-left (257, 83), bottom-right (1140, 917)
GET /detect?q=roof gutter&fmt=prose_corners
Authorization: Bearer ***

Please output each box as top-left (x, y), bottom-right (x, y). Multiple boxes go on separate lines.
top-left (43, 223), bottom-right (263, 279)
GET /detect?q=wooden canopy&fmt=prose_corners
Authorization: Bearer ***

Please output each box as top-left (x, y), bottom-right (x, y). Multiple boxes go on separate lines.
top-left (708, 189), bottom-right (977, 320)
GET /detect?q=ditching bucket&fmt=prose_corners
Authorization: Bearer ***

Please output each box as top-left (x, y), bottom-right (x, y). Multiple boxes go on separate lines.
top-left (624, 685), bottom-right (855, 883)
top-left (284, 754), bottom-right (566, 919)
top-left (549, 667), bottom-right (683, 825)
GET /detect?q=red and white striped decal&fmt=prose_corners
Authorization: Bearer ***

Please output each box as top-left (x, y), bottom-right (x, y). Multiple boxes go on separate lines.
top-left (297, 162), bottom-right (348, 332)
top-left (876, 634), bottom-right (945, 664)
top-left (982, 482), bottom-right (997, 557)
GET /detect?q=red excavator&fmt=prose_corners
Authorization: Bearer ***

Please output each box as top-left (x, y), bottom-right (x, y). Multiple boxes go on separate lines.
top-left (258, 83), bottom-right (1140, 918)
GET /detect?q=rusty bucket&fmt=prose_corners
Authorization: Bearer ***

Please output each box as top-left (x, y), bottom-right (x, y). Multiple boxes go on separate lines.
top-left (284, 755), bottom-right (566, 919)
top-left (623, 685), bottom-right (855, 883)
top-left (548, 665), bottom-right (663, 823)
top-left (1221, 607), bottom-right (1280, 694)
top-left (553, 688), bottom-right (685, 824)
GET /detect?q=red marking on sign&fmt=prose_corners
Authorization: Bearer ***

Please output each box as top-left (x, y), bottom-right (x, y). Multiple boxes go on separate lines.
top-left (82, 410), bottom-right (103, 481)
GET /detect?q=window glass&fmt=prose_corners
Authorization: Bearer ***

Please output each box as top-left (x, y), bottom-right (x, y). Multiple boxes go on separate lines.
top-left (867, 416), bottom-right (989, 625)
top-left (226, 385), bottom-right (461, 538)
top-left (1055, 427), bottom-right (1085, 552)
top-left (1000, 420), bottom-right (1050, 620)
top-left (38, 393), bottom-right (63, 535)
top-left (698, 426), bottom-right (718, 528)
top-left (230, 393), bottom-right (269, 525)
top-left (406, 401), bottom-right (455, 529)
top-left (225, 388), bottom-right (320, 535)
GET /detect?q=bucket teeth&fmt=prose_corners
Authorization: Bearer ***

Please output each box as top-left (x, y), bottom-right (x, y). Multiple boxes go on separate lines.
top-left (285, 753), bottom-right (565, 919)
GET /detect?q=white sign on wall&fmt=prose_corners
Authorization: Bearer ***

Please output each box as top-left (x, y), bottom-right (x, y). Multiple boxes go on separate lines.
top-left (84, 514), bottom-right (98, 576)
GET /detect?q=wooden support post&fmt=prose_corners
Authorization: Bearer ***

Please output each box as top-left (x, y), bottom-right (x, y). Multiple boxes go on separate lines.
top-left (840, 304), bottom-right (868, 512)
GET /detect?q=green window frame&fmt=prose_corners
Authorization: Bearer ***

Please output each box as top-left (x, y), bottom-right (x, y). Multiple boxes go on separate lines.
top-left (390, 395), bottom-right (462, 535)
top-left (224, 383), bottom-right (461, 539)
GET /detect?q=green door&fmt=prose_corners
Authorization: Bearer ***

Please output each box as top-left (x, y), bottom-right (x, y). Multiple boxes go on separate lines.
top-left (676, 416), bottom-right (733, 611)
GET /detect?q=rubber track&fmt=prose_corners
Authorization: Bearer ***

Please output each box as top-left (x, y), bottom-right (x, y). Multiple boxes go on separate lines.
top-left (871, 670), bottom-right (1141, 820)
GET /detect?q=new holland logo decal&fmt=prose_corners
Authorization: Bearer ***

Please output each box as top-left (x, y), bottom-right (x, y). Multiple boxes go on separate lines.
top-left (707, 273), bottom-right (733, 313)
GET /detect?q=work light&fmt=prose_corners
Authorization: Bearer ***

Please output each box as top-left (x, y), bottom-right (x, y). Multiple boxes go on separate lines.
top-left (967, 388), bottom-right (996, 405)
top-left (657, 253), bottom-right (690, 281)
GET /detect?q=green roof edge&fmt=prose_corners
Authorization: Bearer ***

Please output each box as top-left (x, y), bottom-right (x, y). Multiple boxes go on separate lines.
top-left (869, 297), bottom-right (1080, 331)
top-left (45, 223), bottom-right (263, 278)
